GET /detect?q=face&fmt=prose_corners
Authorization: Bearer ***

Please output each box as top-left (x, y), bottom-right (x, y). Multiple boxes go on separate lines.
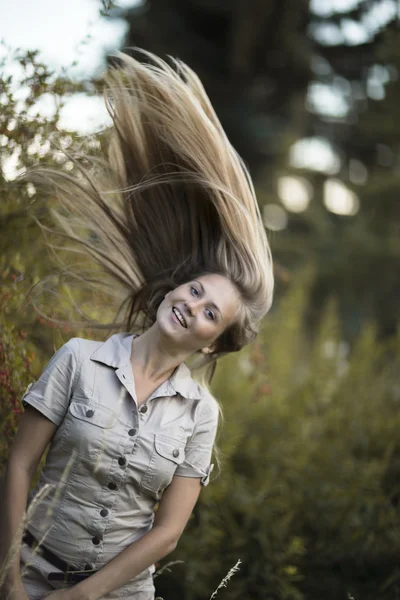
top-left (156, 273), bottom-right (242, 355)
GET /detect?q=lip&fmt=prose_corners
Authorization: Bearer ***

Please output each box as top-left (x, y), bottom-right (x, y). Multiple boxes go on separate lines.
top-left (171, 306), bottom-right (188, 329)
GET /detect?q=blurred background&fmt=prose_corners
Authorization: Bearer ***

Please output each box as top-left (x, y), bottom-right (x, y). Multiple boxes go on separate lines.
top-left (1, 1), bottom-right (400, 599)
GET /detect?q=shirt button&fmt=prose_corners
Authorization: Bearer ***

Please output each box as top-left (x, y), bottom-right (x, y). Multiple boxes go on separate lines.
top-left (108, 482), bottom-right (118, 491)
top-left (172, 449), bottom-right (179, 458)
top-left (84, 563), bottom-right (93, 571)
top-left (92, 536), bottom-right (101, 545)
top-left (128, 429), bottom-right (136, 436)
top-left (139, 405), bottom-right (148, 414)
top-left (86, 409), bottom-right (94, 418)
top-left (100, 508), bottom-right (109, 517)
top-left (118, 457), bottom-right (126, 467)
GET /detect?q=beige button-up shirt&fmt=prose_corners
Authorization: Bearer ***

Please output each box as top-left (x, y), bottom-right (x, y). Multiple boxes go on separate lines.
top-left (22, 332), bottom-right (218, 581)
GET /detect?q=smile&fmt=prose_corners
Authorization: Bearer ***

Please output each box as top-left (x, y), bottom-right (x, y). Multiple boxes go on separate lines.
top-left (172, 306), bottom-right (187, 328)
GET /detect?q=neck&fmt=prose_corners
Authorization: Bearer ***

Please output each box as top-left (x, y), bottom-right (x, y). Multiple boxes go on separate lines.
top-left (130, 325), bottom-right (191, 382)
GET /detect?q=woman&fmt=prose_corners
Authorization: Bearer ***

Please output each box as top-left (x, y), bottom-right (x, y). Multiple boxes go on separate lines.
top-left (0, 50), bottom-right (274, 600)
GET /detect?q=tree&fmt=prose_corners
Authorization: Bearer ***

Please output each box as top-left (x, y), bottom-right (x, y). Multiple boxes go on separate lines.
top-left (0, 46), bottom-right (104, 453)
top-left (114, 0), bottom-right (400, 338)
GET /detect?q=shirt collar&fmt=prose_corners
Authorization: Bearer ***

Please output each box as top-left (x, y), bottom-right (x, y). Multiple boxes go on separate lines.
top-left (90, 332), bottom-right (202, 400)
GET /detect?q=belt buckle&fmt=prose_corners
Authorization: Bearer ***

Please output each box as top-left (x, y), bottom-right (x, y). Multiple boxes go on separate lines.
top-left (47, 570), bottom-right (95, 583)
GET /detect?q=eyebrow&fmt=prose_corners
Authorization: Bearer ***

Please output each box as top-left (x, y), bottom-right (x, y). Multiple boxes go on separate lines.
top-left (194, 280), bottom-right (223, 319)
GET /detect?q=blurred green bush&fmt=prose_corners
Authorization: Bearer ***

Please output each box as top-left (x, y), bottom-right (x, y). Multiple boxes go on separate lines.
top-left (156, 272), bottom-right (400, 600)
top-left (2, 269), bottom-right (399, 599)
top-left (0, 269), bottom-right (36, 466)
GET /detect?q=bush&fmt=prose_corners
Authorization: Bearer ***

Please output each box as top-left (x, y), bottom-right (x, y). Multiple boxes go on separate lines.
top-left (155, 273), bottom-right (400, 600)
top-left (0, 269), bottom-right (36, 468)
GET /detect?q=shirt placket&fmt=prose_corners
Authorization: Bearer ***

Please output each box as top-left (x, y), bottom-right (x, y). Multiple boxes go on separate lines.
top-left (136, 380), bottom-right (175, 431)
top-left (86, 365), bottom-right (140, 566)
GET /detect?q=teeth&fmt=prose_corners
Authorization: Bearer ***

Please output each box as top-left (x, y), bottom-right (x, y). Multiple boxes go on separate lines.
top-left (173, 307), bottom-right (187, 328)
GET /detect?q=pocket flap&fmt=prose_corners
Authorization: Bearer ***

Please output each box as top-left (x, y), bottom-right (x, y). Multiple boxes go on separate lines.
top-left (69, 402), bottom-right (118, 428)
top-left (155, 435), bottom-right (185, 465)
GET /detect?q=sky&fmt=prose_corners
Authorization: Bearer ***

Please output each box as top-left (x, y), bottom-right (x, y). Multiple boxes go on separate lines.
top-left (0, 0), bottom-right (131, 73)
top-left (1, 0), bottom-right (395, 133)
top-left (2, 0), bottom-right (394, 132)
top-left (0, 0), bottom-right (140, 132)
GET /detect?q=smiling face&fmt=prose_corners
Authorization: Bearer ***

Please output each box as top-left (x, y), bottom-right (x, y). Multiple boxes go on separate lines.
top-left (156, 273), bottom-right (242, 355)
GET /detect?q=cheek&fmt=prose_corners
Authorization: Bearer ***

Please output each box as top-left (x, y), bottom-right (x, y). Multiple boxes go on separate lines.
top-left (157, 299), bottom-right (170, 321)
top-left (194, 318), bottom-right (222, 340)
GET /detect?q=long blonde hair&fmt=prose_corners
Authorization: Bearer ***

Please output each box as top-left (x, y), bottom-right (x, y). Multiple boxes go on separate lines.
top-left (28, 49), bottom-right (274, 382)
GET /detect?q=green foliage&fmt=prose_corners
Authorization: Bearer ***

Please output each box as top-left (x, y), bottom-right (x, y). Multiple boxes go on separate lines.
top-left (0, 44), bottom-right (90, 180)
top-left (0, 44), bottom-right (108, 354)
top-left (0, 269), bottom-right (36, 466)
top-left (0, 45), bottom-right (108, 465)
top-left (156, 273), bottom-right (400, 600)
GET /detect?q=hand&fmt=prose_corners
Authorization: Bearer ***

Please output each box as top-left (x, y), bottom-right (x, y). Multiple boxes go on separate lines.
top-left (1, 579), bottom-right (30, 600)
top-left (44, 590), bottom-right (74, 599)
top-left (4, 591), bottom-right (29, 600)
top-left (44, 590), bottom-right (75, 600)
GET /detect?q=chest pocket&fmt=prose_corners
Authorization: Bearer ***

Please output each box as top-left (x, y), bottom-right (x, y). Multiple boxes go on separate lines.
top-left (141, 434), bottom-right (186, 497)
top-left (60, 401), bottom-right (120, 459)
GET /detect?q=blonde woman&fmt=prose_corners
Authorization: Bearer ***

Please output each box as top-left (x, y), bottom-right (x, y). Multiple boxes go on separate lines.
top-left (0, 51), bottom-right (274, 600)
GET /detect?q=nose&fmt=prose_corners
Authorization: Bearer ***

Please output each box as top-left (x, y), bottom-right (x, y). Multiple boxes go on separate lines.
top-left (184, 300), bottom-right (196, 317)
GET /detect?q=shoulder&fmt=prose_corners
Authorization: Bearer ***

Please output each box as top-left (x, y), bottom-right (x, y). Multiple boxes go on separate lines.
top-left (48, 336), bottom-right (107, 371)
top-left (52, 337), bottom-right (101, 361)
top-left (43, 336), bottom-right (81, 366)
top-left (61, 336), bottom-right (110, 360)
top-left (68, 336), bottom-right (103, 355)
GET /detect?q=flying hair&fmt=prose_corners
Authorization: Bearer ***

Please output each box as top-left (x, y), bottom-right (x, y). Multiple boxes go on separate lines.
top-left (26, 49), bottom-right (274, 382)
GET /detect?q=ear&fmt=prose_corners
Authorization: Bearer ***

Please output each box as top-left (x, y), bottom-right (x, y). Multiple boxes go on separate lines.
top-left (200, 343), bottom-right (216, 356)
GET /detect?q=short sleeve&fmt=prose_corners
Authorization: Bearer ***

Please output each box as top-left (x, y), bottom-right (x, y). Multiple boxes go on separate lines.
top-left (21, 338), bottom-right (80, 426)
top-left (174, 393), bottom-right (219, 486)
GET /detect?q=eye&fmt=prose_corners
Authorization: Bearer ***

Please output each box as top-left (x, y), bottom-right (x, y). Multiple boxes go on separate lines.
top-left (205, 308), bottom-right (215, 321)
top-left (190, 285), bottom-right (200, 297)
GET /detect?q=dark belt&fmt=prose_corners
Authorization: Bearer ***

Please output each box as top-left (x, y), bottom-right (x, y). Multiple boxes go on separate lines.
top-left (22, 530), bottom-right (97, 583)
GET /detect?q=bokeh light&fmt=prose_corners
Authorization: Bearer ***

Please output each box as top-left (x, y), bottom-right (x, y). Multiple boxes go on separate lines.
top-left (324, 179), bottom-right (360, 216)
top-left (278, 176), bottom-right (312, 213)
top-left (263, 204), bottom-right (288, 231)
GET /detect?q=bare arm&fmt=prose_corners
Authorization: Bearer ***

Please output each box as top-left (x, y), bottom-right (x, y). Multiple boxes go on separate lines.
top-left (71, 476), bottom-right (202, 600)
top-left (0, 407), bottom-right (57, 594)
